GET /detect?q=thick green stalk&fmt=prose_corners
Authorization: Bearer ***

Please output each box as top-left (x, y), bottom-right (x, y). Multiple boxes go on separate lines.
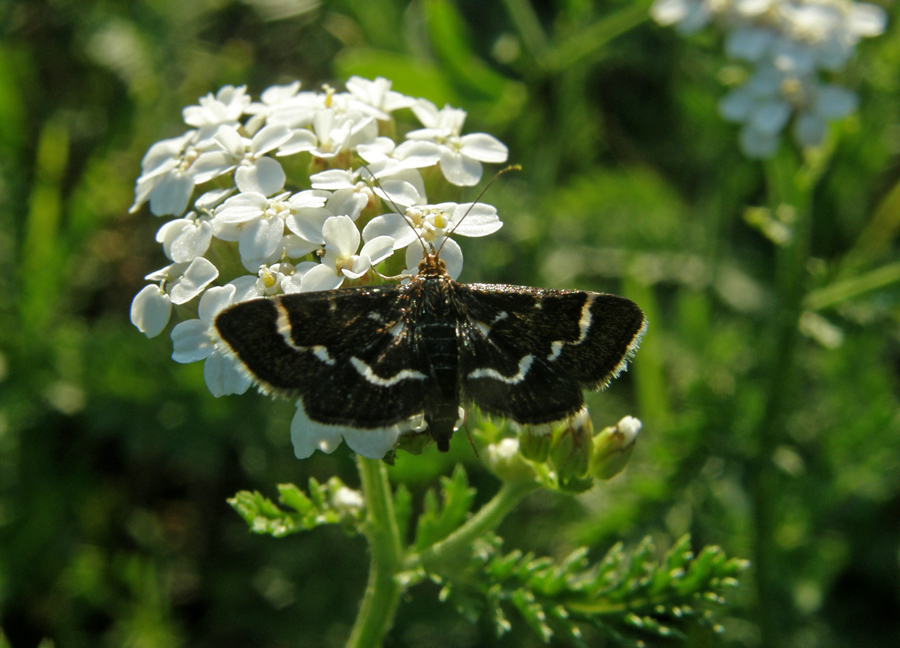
top-left (346, 457), bottom-right (405, 648)
top-left (751, 150), bottom-right (823, 646)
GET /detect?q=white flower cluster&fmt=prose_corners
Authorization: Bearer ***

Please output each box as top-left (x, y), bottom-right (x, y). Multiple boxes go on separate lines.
top-left (129, 77), bottom-right (508, 458)
top-left (651, 0), bottom-right (887, 157)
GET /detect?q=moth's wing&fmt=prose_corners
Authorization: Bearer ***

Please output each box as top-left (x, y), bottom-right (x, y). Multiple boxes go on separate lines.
top-left (215, 286), bottom-right (430, 428)
top-left (459, 284), bottom-right (646, 425)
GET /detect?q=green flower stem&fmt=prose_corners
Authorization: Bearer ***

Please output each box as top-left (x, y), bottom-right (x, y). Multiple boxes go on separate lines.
top-left (804, 260), bottom-right (900, 311)
top-left (346, 457), bottom-right (404, 648)
top-left (751, 149), bottom-right (826, 646)
top-left (411, 478), bottom-right (539, 573)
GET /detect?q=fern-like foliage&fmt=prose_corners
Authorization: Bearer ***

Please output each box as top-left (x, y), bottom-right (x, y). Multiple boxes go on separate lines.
top-left (433, 531), bottom-right (747, 645)
top-left (228, 477), bottom-right (361, 537)
top-left (230, 465), bottom-right (748, 646)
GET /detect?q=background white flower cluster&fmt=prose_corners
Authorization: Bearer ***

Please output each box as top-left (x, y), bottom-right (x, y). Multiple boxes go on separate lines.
top-left (651, 0), bottom-right (887, 157)
top-left (129, 77), bottom-right (508, 458)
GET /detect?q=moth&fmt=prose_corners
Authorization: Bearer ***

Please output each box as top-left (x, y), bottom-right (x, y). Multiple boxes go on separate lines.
top-left (215, 247), bottom-right (646, 452)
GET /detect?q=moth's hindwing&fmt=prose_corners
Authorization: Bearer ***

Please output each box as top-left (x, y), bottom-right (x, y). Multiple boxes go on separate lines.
top-left (216, 285), bottom-right (431, 429)
top-left (458, 284), bottom-right (646, 426)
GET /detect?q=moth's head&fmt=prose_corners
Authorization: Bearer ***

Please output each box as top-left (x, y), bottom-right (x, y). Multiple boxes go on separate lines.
top-left (418, 250), bottom-right (448, 277)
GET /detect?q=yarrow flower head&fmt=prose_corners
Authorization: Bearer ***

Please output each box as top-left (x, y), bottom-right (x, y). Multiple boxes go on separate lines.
top-left (129, 77), bottom-right (509, 460)
top-left (651, 0), bottom-right (887, 157)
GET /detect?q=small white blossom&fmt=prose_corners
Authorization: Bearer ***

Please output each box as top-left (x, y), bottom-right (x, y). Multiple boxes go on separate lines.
top-left (407, 99), bottom-right (508, 185)
top-left (278, 108), bottom-right (378, 158)
top-left (189, 124), bottom-right (291, 196)
top-left (182, 85), bottom-right (252, 145)
top-left (155, 211), bottom-right (213, 263)
top-left (130, 131), bottom-right (198, 217)
top-left (215, 189), bottom-right (329, 270)
top-left (363, 201), bottom-right (502, 251)
top-left (650, 0), bottom-right (714, 34)
top-left (130, 257), bottom-right (220, 337)
top-left (243, 81), bottom-right (303, 134)
top-left (249, 262), bottom-right (306, 295)
top-left (651, 0), bottom-right (887, 157)
top-left (300, 215), bottom-right (394, 292)
top-left (332, 486), bottom-right (365, 511)
top-left (616, 416), bottom-right (642, 444)
top-left (130, 284), bottom-right (172, 338)
top-left (170, 285), bottom-right (252, 397)
top-left (345, 76), bottom-right (417, 120)
top-left (147, 256), bottom-right (219, 306)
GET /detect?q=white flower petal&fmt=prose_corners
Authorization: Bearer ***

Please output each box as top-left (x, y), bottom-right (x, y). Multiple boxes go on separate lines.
top-left (343, 427), bottom-right (400, 459)
top-left (356, 136), bottom-right (397, 163)
top-left (228, 276), bottom-right (266, 303)
top-left (171, 319), bottom-right (214, 363)
top-left (816, 85), bottom-right (857, 118)
top-left (650, 0), bottom-right (689, 26)
top-left (204, 349), bottom-right (251, 397)
top-left (280, 233), bottom-right (320, 259)
top-left (450, 203), bottom-right (503, 237)
top-left (291, 404), bottom-right (345, 457)
top-left (215, 192), bottom-right (269, 224)
top-left (326, 189), bottom-right (369, 221)
top-left (213, 124), bottom-right (245, 156)
top-left (394, 140), bottom-right (442, 167)
top-left (363, 213), bottom-right (419, 249)
top-left (149, 171), bottom-right (194, 217)
top-left (850, 4), bottom-right (887, 38)
top-left (197, 284), bottom-right (237, 324)
top-left (289, 190), bottom-right (330, 209)
top-left (749, 100), bottom-right (791, 135)
top-left (719, 88), bottom-right (754, 122)
top-left (189, 150), bottom-right (236, 184)
top-left (459, 133), bottom-right (508, 163)
top-left (300, 264), bottom-right (343, 292)
top-left (239, 216), bottom-right (285, 261)
top-left (322, 215), bottom-right (361, 257)
top-left (360, 235), bottom-right (395, 266)
top-left (410, 99), bottom-right (440, 128)
top-left (375, 178), bottom-right (421, 208)
top-left (281, 273), bottom-right (304, 293)
top-left (284, 208), bottom-right (330, 244)
top-left (277, 128), bottom-right (318, 156)
top-left (169, 257), bottom-right (219, 305)
top-left (310, 169), bottom-right (355, 190)
top-left (739, 124), bottom-right (780, 158)
top-left (138, 132), bottom-right (193, 177)
top-left (250, 124), bottom-right (292, 156)
top-left (130, 285), bottom-right (172, 337)
top-left (170, 220), bottom-right (213, 263)
top-left (235, 156), bottom-right (286, 196)
top-left (725, 27), bottom-right (775, 61)
top-left (793, 113), bottom-right (826, 148)
top-left (439, 149), bottom-right (482, 186)
top-left (616, 416), bottom-right (642, 444)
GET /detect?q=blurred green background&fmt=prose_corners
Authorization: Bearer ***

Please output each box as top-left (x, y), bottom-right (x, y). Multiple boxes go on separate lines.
top-left (2, 0), bottom-right (900, 646)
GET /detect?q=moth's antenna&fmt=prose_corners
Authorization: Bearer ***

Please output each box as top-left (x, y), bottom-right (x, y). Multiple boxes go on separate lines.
top-left (364, 163), bottom-right (520, 263)
top-left (362, 164), bottom-right (430, 255)
top-left (436, 164), bottom-right (520, 257)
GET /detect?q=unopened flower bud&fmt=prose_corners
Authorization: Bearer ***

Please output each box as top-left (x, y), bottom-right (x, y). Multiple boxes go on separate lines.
top-left (519, 428), bottom-right (552, 462)
top-left (331, 485), bottom-right (365, 526)
top-left (486, 438), bottom-right (536, 481)
top-left (548, 410), bottom-right (593, 481)
top-left (590, 416), bottom-right (641, 480)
